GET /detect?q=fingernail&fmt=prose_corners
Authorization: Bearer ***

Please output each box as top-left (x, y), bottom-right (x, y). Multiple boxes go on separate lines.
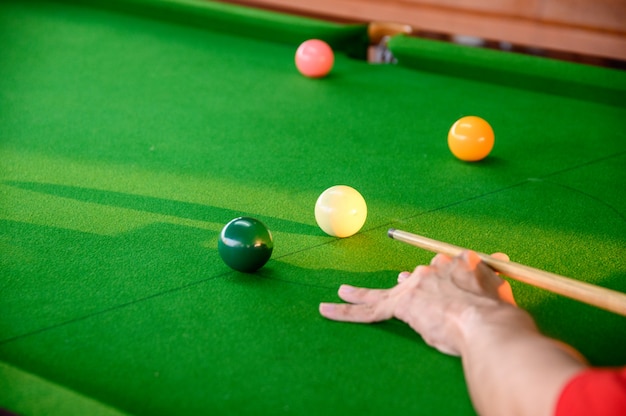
top-left (319, 303), bottom-right (336, 314)
top-left (397, 271), bottom-right (410, 282)
top-left (491, 252), bottom-right (510, 262)
top-left (339, 284), bottom-right (355, 294)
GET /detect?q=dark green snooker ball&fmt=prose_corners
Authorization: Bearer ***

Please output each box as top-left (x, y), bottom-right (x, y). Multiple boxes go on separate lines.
top-left (218, 217), bottom-right (274, 273)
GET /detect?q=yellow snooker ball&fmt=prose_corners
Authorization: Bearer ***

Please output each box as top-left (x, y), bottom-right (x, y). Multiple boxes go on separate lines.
top-left (448, 116), bottom-right (495, 162)
top-left (315, 185), bottom-right (367, 238)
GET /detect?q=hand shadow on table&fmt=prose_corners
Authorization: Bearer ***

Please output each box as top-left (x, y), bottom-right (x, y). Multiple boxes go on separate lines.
top-left (4, 181), bottom-right (320, 236)
top-left (229, 260), bottom-right (428, 346)
top-left (254, 260), bottom-right (626, 367)
top-left (0, 214), bottom-right (422, 348)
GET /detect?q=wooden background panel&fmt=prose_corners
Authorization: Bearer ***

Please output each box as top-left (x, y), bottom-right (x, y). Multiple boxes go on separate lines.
top-left (223, 0), bottom-right (626, 61)
top-left (538, 0), bottom-right (626, 32)
top-left (402, 0), bottom-right (543, 19)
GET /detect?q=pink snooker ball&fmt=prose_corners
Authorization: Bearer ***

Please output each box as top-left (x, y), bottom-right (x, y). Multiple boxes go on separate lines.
top-left (295, 39), bottom-right (334, 78)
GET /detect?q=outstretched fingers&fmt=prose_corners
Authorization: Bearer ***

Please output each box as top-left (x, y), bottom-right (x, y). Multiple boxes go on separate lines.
top-left (319, 302), bottom-right (388, 323)
top-left (336, 284), bottom-right (388, 304)
top-left (319, 284), bottom-right (396, 323)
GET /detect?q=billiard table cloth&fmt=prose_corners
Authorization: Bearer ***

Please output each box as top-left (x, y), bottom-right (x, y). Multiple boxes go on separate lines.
top-left (1, 0), bottom-right (626, 415)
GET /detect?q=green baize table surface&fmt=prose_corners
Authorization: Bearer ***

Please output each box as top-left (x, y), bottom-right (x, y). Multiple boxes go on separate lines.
top-left (1, 0), bottom-right (626, 415)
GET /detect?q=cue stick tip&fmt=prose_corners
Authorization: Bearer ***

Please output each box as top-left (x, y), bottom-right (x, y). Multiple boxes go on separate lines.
top-left (387, 228), bottom-right (396, 239)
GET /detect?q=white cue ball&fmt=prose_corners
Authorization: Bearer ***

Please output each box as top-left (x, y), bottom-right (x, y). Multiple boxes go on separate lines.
top-left (315, 185), bottom-right (367, 238)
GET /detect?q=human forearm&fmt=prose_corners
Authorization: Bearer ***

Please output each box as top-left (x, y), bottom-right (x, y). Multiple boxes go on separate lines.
top-left (459, 304), bottom-right (586, 416)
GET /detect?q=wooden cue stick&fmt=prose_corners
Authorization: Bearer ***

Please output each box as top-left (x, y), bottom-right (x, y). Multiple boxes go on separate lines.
top-left (388, 228), bottom-right (626, 317)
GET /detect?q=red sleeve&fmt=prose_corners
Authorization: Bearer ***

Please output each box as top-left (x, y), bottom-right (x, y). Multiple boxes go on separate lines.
top-left (555, 366), bottom-right (626, 416)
